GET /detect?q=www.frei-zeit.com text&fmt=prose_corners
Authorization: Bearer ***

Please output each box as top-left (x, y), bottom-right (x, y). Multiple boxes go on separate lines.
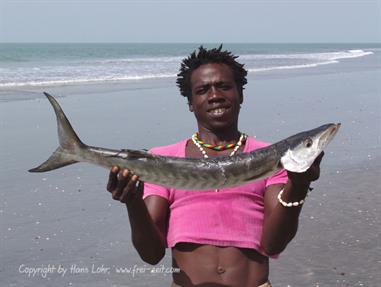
top-left (19, 264), bottom-right (181, 278)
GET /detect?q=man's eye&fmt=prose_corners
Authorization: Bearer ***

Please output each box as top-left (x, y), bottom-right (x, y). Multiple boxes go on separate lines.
top-left (196, 88), bottom-right (207, 94)
top-left (217, 83), bottom-right (231, 90)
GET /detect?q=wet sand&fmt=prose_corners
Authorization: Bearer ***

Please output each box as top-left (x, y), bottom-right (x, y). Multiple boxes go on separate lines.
top-left (1, 51), bottom-right (380, 286)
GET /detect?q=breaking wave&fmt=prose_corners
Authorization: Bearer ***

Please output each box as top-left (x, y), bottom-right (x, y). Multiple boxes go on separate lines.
top-left (0, 49), bottom-right (373, 88)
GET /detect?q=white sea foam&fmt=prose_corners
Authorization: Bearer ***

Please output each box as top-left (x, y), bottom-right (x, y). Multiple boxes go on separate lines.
top-left (0, 74), bottom-right (176, 88)
top-left (249, 60), bottom-right (338, 73)
top-left (0, 49), bottom-right (373, 88)
top-left (95, 56), bottom-right (184, 64)
top-left (245, 49), bottom-right (373, 73)
top-left (241, 49), bottom-right (373, 61)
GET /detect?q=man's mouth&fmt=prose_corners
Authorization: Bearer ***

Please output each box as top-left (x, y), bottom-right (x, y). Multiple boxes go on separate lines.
top-left (208, 107), bottom-right (229, 116)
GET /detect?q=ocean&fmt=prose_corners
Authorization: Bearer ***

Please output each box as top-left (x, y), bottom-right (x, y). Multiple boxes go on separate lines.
top-left (0, 43), bottom-right (379, 89)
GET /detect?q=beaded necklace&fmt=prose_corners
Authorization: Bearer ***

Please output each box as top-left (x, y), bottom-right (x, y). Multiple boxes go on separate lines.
top-left (191, 132), bottom-right (247, 159)
top-left (193, 133), bottom-right (246, 151)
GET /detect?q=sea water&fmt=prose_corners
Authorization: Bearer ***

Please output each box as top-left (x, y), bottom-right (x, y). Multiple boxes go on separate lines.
top-left (0, 43), bottom-right (378, 89)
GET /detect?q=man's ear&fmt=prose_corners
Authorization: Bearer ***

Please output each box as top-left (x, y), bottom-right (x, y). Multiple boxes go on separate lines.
top-left (188, 95), bottom-right (194, 112)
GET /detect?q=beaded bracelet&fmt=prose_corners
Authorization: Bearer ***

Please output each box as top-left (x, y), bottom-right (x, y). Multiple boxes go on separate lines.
top-left (277, 188), bottom-right (312, 207)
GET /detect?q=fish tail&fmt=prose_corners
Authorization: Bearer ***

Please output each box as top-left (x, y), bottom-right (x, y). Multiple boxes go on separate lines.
top-left (28, 92), bottom-right (85, 172)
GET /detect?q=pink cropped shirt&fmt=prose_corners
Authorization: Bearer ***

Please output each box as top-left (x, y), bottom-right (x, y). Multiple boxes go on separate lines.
top-left (143, 136), bottom-right (288, 257)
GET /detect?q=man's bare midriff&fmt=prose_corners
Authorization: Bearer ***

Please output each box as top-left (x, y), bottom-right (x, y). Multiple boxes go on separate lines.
top-left (170, 242), bottom-right (269, 287)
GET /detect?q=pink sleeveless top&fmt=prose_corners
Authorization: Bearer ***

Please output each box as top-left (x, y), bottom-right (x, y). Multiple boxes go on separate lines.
top-left (143, 136), bottom-right (288, 258)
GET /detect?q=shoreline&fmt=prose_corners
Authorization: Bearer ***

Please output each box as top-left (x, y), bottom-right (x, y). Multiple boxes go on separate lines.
top-left (1, 46), bottom-right (380, 103)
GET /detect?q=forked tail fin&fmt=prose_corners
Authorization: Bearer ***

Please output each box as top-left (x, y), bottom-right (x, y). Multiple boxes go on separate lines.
top-left (29, 92), bottom-right (85, 172)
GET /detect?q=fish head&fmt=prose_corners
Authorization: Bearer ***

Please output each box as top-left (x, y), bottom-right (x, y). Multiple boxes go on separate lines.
top-left (280, 123), bottom-right (340, 173)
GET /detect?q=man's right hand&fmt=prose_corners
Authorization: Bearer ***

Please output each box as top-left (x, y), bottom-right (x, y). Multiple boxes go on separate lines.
top-left (106, 166), bottom-right (143, 204)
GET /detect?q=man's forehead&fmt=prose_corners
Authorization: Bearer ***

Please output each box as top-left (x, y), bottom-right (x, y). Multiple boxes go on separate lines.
top-left (190, 63), bottom-right (234, 84)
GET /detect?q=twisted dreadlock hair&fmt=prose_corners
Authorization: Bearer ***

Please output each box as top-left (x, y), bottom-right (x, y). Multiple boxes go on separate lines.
top-left (176, 45), bottom-right (248, 103)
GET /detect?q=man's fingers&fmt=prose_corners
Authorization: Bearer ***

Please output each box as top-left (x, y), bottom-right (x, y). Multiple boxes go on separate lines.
top-left (308, 152), bottom-right (324, 181)
top-left (106, 166), bottom-right (143, 203)
top-left (314, 151), bottom-right (325, 166)
top-left (120, 175), bottom-right (139, 203)
top-left (114, 169), bottom-right (131, 196)
top-left (137, 180), bottom-right (144, 195)
top-left (107, 166), bottom-right (119, 192)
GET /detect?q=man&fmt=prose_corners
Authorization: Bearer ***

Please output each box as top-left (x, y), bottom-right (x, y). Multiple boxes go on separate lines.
top-left (106, 46), bottom-right (323, 287)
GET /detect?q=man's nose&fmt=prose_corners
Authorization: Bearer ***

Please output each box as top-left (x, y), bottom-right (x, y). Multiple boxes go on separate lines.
top-left (208, 86), bottom-right (222, 101)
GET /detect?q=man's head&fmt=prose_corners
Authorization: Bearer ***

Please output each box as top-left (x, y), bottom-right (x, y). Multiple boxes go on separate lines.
top-left (176, 45), bottom-right (248, 103)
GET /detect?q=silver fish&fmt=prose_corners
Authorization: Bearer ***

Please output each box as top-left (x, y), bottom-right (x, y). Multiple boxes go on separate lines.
top-left (29, 93), bottom-right (340, 190)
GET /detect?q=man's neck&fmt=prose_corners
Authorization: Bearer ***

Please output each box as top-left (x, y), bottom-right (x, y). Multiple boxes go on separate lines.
top-left (196, 127), bottom-right (241, 146)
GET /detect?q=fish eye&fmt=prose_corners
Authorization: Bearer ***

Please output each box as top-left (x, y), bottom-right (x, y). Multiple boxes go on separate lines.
top-left (304, 138), bottom-right (313, 148)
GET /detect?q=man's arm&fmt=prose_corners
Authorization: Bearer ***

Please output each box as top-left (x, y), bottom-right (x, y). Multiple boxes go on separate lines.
top-left (260, 152), bottom-right (324, 256)
top-left (107, 167), bottom-right (168, 265)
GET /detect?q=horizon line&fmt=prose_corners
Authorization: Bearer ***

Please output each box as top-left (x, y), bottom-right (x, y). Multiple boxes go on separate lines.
top-left (1, 41), bottom-right (381, 44)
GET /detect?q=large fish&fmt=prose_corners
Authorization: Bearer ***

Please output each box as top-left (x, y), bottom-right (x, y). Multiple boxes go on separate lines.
top-left (29, 93), bottom-right (340, 190)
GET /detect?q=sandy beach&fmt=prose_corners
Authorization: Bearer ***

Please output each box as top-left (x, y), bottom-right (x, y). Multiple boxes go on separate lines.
top-left (1, 48), bottom-right (380, 287)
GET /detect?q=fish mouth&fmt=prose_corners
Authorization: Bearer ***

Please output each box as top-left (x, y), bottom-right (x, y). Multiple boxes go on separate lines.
top-left (318, 123), bottom-right (341, 148)
top-left (327, 123), bottom-right (341, 138)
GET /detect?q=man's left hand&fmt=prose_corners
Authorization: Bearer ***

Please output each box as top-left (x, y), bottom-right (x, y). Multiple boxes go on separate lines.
top-left (287, 151), bottom-right (325, 186)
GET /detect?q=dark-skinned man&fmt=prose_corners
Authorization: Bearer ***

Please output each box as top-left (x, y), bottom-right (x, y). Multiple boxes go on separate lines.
top-left (107, 46), bottom-right (324, 287)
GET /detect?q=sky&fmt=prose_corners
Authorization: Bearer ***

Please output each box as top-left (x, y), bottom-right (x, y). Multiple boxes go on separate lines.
top-left (0, 0), bottom-right (380, 43)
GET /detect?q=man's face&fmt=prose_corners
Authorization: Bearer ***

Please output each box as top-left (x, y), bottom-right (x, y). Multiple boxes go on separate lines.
top-left (189, 63), bottom-right (242, 131)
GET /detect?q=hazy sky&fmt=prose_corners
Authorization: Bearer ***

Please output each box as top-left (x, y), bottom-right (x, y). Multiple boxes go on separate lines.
top-left (0, 0), bottom-right (380, 43)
